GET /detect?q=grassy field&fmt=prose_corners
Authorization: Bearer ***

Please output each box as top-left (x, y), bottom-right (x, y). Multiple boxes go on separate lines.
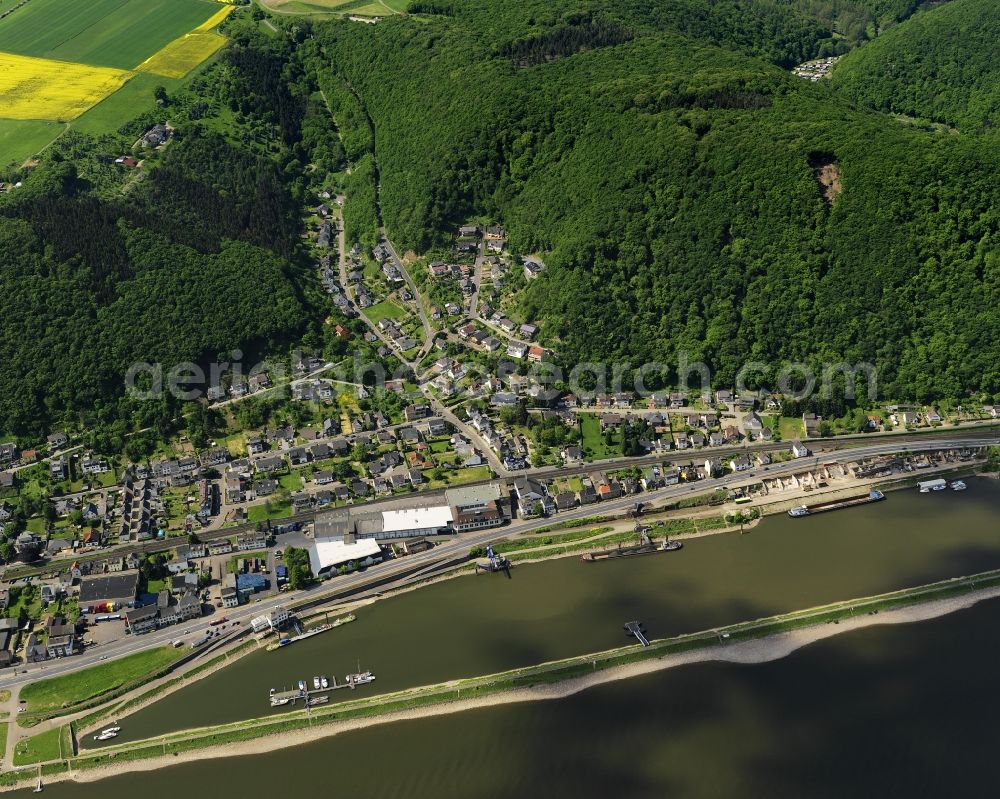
top-left (344, 1), bottom-right (398, 14)
top-left (0, 0), bottom-right (221, 69)
top-left (425, 464), bottom-right (491, 489)
top-left (247, 500), bottom-right (293, 522)
top-left (262, 0), bottom-right (405, 13)
top-left (0, 51), bottom-right (131, 120)
top-left (773, 416), bottom-right (804, 440)
top-left (19, 648), bottom-right (183, 715)
top-left (0, 118), bottom-right (63, 164)
top-left (12, 726), bottom-right (64, 765)
top-left (580, 414), bottom-right (621, 460)
top-left (366, 299), bottom-right (408, 324)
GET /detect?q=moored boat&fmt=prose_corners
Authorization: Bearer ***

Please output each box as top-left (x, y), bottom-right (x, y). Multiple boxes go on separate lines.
top-left (788, 505), bottom-right (810, 517)
top-left (951, 480), bottom-right (967, 491)
top-left (348, 670), bottom-right (375, 685)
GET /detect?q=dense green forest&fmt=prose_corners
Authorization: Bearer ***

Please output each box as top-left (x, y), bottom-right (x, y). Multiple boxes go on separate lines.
top-left (830, 0), bottom-right (1000, 131)
top-left (306, 0), bottom-right (1000, 401)
top-left (1, 0), bottom-right (997, 446)
top-left (0, 24), bottom-right (333, 441)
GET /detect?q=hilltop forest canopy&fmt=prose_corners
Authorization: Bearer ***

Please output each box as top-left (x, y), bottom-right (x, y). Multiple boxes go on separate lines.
top-left (0, 0), bottom-right (997, 446)
top-left (304, 0), bottom-right (1000, 401)
top-left (830, 0), bottom-right (1000, 131)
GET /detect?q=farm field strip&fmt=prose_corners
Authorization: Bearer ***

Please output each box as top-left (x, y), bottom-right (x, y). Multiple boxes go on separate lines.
top-left (0, 51), bottom-right (132, 120)
top-left (261, 0), bottom-right (402, 14)
top-left (0, 0), bottom-right (221, 69)
top-left (194, 4), bottom-right (236, 32)
top-left (0, 0), bottom-right (232, 140)
top-left (135, 31), bottom-right (227, 79)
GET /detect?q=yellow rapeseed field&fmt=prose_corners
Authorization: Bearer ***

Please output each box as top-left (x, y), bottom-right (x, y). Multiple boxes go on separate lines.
top-left (134, 32), bottom-right (227, 79)
top-left (135, 6), bottom-right (233, 80)
top-left (0, 51), bottom-right (132, 120)
top-left (195, 4), bottom-right (236, 32)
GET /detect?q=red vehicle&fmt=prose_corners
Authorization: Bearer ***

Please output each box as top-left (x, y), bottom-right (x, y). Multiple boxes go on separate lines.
top-left (209, 616), bottom-right (228, 626)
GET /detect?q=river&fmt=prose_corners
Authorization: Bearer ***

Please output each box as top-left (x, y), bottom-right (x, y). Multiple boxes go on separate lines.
top-left (93, 477), bottom-right (1000, 745)
top-left (48, 589), bottom-right (1000, 797)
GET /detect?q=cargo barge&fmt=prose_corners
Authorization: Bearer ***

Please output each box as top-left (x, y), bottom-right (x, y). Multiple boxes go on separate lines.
top-left (581, 537), bottom-right (682, 562)
top-left (265, 614), bottom-right (356, 651)
top-left (788, 489), bottom-right (885, 518)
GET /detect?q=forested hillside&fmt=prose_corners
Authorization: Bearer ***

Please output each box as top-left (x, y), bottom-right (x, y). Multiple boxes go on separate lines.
top-left (0, 153), bottom-right (306, 438)
top-left (830, 0), bottom-right (1000, 131)
top-left (306, 0), bottom-right (1000, 401)
top-left (0, 27), bottom-right (320, 440)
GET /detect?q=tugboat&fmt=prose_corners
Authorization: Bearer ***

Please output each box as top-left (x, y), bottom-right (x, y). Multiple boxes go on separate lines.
top-left (788, 505), bottom-right (810, 517)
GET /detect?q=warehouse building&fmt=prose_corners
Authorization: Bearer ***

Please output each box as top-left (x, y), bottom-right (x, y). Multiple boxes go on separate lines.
top-left (78, 570), bottom-right (140, 611)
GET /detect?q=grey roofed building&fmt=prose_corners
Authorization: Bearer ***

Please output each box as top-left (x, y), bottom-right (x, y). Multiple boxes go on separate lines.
top-left (555, 491), bottom-right (577, 511)
top-left (255, 456), bottom-right (285, 473)
top-left (255, 479), bottom-right (278, 496)
top-left (124, 603), bottom-right (158, 634)
top-left (176, 592), bottom-right (202, 620)
top-left (78, 570), bottom-right (140, 607)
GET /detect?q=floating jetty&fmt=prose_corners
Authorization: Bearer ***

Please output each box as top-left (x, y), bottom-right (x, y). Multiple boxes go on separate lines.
top-left (269, 669), bottom-right (376, 707)
top-left (787, 489), bottom-right (885, 518)
top-left (581, 536), bottom-right (682, 562)
top-left (265, 614), bottom-right (356, 651)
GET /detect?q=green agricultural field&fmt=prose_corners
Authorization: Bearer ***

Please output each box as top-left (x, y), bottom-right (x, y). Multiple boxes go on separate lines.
top-left (0, 119), bottom-right (62, 167)
top-left (0, 0), bottom-right (220, 69)
top-left (344, 1), bottom-right (398, 14)
top-left (19, 647), bottom-right (183, 715)
top-left (262, 0), bottom-right (407, 15)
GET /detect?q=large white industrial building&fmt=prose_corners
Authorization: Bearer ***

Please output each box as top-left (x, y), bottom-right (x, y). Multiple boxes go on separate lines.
top-left (308, 485), bottom-right (511, 577)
